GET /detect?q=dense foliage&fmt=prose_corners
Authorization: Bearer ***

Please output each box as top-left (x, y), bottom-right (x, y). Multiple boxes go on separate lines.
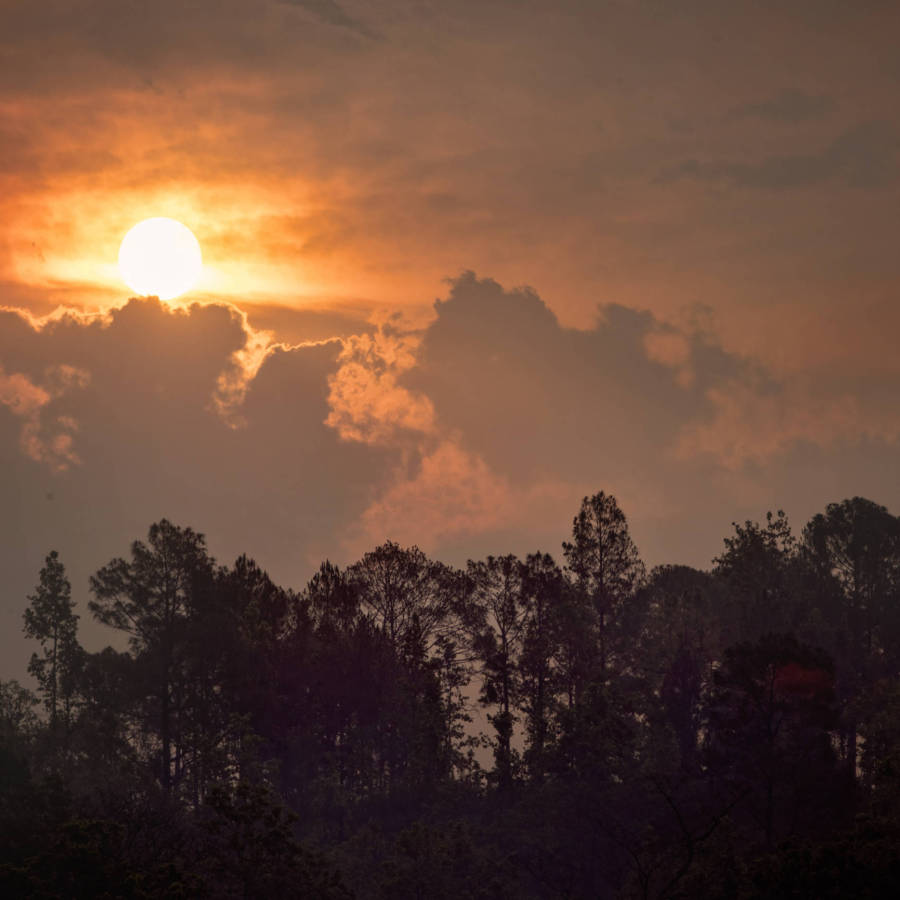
top-left (3, 493), bottom-right (900, 897)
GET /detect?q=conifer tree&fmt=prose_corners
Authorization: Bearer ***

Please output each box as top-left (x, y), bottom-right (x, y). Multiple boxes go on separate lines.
top-left (23, 551), bottom-right (81, 732)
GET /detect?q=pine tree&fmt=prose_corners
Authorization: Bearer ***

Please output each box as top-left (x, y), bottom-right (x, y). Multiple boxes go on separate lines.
top-left (23, 551), bottom-right (81, 733)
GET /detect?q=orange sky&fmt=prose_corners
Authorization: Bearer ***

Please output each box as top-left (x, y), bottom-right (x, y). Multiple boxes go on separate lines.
top-left (3, 2), bottom-right (898, 365)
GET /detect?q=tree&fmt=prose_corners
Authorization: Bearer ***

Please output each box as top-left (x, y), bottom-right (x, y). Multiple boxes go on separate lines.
top-left (0, 680), bottom-right (40, 746)
top-left (802, 497), bottom-right (900, 781)
top-left (23, 551), bottom-right (82, 737)
top-left (346, 543), bottom-right (474, 792)
top-left (713, 510), bottom-right (806, 644)
top-left (803, 498), bottom-right (900, 670)
top-left (89, 520), bottom-right (217, 794)
top-left (639, 565), bottom-right (719, 774)
top-left (306, 560), bottom-right (359, 635)
top-left (199, 781), bottom-right (352, 899)
top-left (519, 552), bottom-right (565, 783)
top-left (703, 633), bottom-right (839, 848)
top-left (347, 542), bottom-right (457, 660)
top-left (467, 554), bottom-right (528, 792)
top-left (562, 492), bottom-right (645, 680)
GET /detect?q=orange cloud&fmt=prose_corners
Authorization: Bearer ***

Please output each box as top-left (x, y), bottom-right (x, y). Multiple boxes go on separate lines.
top-left (0, 363), bottom-right (89, 471)
top-left (675, 377), bottom-right (900, 469)
top-left (326, 325), bottom-right (435, 445)
top-left (355, 439), bottom-right (573, 555)
top-left (212, 306), bottom-right (278, 426)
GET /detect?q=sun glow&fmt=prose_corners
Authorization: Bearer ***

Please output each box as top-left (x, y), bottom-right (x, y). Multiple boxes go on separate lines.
top-left (118, 218), bottom-right (203, 300)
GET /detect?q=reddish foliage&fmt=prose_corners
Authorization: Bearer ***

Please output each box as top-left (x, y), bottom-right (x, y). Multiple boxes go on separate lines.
top-left (773, 662), bottom-right (833, 700)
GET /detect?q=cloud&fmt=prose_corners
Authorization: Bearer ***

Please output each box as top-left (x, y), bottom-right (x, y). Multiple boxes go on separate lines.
top-left (676, 375), bottom-right (900, 470)
top-left (279, 0), bottom-right (379, 39)
top-left (0, 296), bottom-right (393, 568)
top-left (2, 275), bottom-right (900, 684)
top-left (354, 439), bottom-right (574, 553)
top-left (316, 273), bottom-right (751, 559)
top-left (3, 280), bottom-right (899, 574)
top-left (323, 273), bottom-right (900, 566)
top-left (326, 322), bottom-right (436, 445)
top-left (659, 122), bottom-right (898, 189)
top-left (402, 272), bottom-right (747, 485)
top-left (212, 309), bottom-right (278, 426)
top-left (0, 368), bottom-right (49, 418)
top-left (726, 89), bottom-right (835, 123)
top-left (0, 362), bottom-right (88, 471)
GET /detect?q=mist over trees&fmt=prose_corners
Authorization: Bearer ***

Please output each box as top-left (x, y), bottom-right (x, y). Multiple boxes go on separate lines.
top-left (3, 493), bottom-right (900, 897)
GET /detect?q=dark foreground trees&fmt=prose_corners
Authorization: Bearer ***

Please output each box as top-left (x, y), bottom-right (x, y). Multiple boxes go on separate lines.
top-left (4, 492), bottom-right (900, 898)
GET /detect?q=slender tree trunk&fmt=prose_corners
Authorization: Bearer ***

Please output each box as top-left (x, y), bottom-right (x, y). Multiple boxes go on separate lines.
top-left (532, 667), bottom-right (546, 783)
top-left (847, 722), bottom-right (858, 785)
top-left (50, 628), bottom-right (58, 730)
top-left (161, 678), bottom-right (171, 792)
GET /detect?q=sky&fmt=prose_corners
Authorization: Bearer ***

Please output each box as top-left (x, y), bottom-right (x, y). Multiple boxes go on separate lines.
top-left (2, 0), bottom-right (899, 676)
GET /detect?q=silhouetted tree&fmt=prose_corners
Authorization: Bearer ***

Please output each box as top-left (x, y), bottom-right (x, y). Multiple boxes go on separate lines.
top-left (714, 510), bottom-right (806, 644)
top-left (307, 560), bottom-right (360, 634)
top-left (563, 491), bottom-right (645, 680)
top-left (704, 633), bottom-right (839, 847)
top-left (468, 554), bottom-right (528, 792)
top-left (199, 781), bottom-right (351, 898)
top-left (5, 496), bottom-right (900, 899)
top-left (519, 552), bottom-right (565, 783)
top-left (348, 542), bottom-right (455, 659)
top-left (89, 520), bottom-right (217, 794)
top-left (348, 543), bottom-right (468, 794)
top-left (23, 551), bottom-right (82, 739)
top-left (639, 565), bottom-right (719, 773)
top-left (803, 497), bottom-right (900, 782)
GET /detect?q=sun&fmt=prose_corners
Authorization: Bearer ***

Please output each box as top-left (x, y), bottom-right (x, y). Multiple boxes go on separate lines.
top-left (118, 217), bottom-right (203, 300)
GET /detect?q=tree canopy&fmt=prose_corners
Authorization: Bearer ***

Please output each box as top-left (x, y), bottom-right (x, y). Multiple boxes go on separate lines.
top-left (5, 492), bottom-right (900, 898)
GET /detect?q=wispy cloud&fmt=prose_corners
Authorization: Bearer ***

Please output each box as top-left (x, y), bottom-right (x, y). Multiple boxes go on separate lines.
top-left (726, 89), bottom-right (835, 124)
top-left (659, 122), bottom-right (898, 189)
top-left (0, 363), bottom-right (88, 471)
top-left (279, 0), bottom-right (379, 39)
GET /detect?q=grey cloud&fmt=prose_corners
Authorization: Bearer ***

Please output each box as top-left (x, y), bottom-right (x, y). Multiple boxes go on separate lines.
top-left (0, 297), bottom-right (395, 680)
top-left (387, 273), bottom-right (900, 566)
top-left (280, 0), bottom-right (379, 39)
top-left (659, 122), bottom-right (898, 189)
top-left (243, 303), bottom-right (376, 345)
top-left (4, 277), bottom-right (900, 685)
top-left (0, 0), bottom-right (372, 93)
top-left (726, 89), bottom-right (835, 123)
top-left (403, 272), bottom-right (751, 486)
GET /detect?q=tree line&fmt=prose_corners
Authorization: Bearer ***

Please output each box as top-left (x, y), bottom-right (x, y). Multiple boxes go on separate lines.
top-left (3, 493), bottom-right (900, 897)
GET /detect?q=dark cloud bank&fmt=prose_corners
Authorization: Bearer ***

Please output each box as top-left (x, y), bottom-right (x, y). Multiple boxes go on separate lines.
top-left (2, 274), bottom-right (899, 678)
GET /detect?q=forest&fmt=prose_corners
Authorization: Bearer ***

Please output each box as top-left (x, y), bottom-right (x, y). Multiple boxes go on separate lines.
top-left (3, 492), bottom-right (900, 898)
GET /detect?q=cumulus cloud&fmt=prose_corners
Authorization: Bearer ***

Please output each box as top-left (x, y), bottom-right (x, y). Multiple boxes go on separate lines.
top-left (354, 438), bottom-right (578, 553)
top-left (326, 323), bottom-right (436, 445)
top-left (403, 272), bottom-right (746, 486)
top-left (325, 273), bottom-right (900, 563)
top-left (2, 276), bottom-right (900, 684)
top-left (212, 309), bottom-right (278, 426)
top-left (318, 273), bottom-right (747, 557)
top-left (0, 297), bottom-right (390, 602)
